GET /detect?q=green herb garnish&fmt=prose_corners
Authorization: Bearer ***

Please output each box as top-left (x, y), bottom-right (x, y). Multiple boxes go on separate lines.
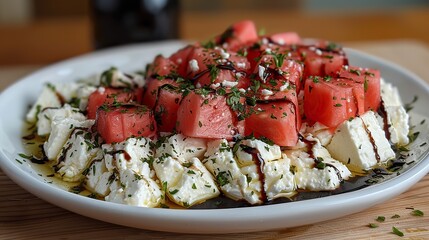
top-left (392, 226), bottom-right (404, 237)
top-left (368, 223), bottom-right (379, 228)
top-left (376, 216), bottom-right (385, 222)
top-left (411, 209), bottom-right (424, 216)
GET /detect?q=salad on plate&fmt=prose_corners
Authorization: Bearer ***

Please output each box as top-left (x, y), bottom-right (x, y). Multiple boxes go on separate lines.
top-left (22, 20), bottom-right (417, 209)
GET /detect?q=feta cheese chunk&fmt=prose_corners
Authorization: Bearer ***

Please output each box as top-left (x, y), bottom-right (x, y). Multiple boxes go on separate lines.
top-left (203, 139), bottom-right (247, 202)
top-left (287, 136), bottom-right (351, 191)
top-left (204, 139), bottom-right (295, 204)
top-left (76, 85), bottom-right (97, 111)
top-left (106, 169), bottom-right (162, 208)
top-left (109, 138), bottom-right (154, 176)
top-left (54, 82), bottom-right (82, 102)
top-left (235, 139), bottom-right (282, 162)
top-left (379, 80), bottom-right (410, 146)
top-left (236, 139), bottom-right (295, 201)
top-left (100, 67), bottom-right (145, 88)
top-left (381, 106), bottom-right (409, 146)
top-left (37, 104), bottom-right (86, 136)
top-left (43, 118), bottom-right (95, 161)
top-left (304, 122), bottom-right (334, 146)
top-left (85, 156), bottom-right (112, 196)
top-left (153, 155), bottom-right (219, 207)
top-left (99, 138), bottom-right (162, 207)
top-left (380, 79), bottom-right (402, 106)
top-left (152, 134), bottom-right (217, 207)
top-left (327, 111), bottom-right (395, 172)
top-left (26, 84), bottom-right (62, 122)
top-left (56, 129), bottom-right (100, 182)
top-left (155, 134), bottom-right (207, 161)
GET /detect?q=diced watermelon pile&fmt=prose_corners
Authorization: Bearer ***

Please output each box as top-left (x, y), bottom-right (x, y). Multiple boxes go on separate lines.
top-left (89, 20), bottom-right (381, 146)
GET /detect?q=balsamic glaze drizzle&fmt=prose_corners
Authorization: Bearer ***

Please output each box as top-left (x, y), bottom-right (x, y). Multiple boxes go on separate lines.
top-left (241, 146), bottom-right (267, 202)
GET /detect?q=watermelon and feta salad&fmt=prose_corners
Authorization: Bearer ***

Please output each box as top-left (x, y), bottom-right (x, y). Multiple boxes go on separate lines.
top-left (23, 20), bottom-right (414, 208)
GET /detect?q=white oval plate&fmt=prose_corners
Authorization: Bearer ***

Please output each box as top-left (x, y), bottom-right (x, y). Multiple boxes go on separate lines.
top-left (0, 40), bottom-right (428, 234)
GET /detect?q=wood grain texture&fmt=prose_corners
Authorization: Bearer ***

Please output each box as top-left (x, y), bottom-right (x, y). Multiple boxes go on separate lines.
top-left (1, 8), bottom-right (429, 65)
top-left (0, 41), bottom-right (428, 239)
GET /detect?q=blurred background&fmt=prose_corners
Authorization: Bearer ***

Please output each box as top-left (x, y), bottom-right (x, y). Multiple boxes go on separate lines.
top-left (0, 0), bottom-right (429, 66)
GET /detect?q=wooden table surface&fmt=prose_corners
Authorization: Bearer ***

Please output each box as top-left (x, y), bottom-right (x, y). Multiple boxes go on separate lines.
top-left (0, 40), bottom-right (428, 239)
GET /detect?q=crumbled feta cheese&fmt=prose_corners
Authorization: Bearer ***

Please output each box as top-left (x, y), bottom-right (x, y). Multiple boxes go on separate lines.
top-left (379, 79), bottom-right (410, 145)
top-left (235, 72), bottom-right (244, 78)
top-left (236, 139), bottom-right (295, 201)
top-left (54, 82), bottom-right (85, 102)
top-left (210, 83), bottom-right (220, 89)
top-left (203, 139), bottom-right (250, 202)
top-left (304, 122), bottom-right (334, 146)
top-left (221, 80), bottom-right (238, 88)
top-left (379, 106), bottom-right (409, 146)
top-left (105, 69), bottom-right (146, 88)
top-left (76, 85), bottom-right (97, 111)
top-left (258, 65), bottom-right (266, 82)
top-left (153, 155), bottom-right (219, 207)
top-left (279, 82), bottom-right (289, 92)
top-left (26, 85), bottom-right (62, 122)
top-left (106, 69), bottom-right (134, 88)
top-left (204, 139), bottom-right (295, 204)
top-left (97, 87), bottom-right (105, 94)
top-left (44, 118), bottom-right (94, 161)
top-left (56, 129), bottom-right (100, 182)
top-left (105, 169), bottom-right (162, 208)
top-left (110, 138), bottom-right (154, 175)
top-left (287, 136), bottom-right (351, 191)
top-left (153, 134), bottom-right (217, 207)
top-left (236, 62), bottom-right (246, 69)
top-left (189, 59), bottom-right (199, 72)
top-left (85, 156), bottom-right (112, 196)
top-left (261, 38), bottom-right (269, 45)
top-left (155, 134), bottom-right (207, 162)
top-left (95, 137), bottom-right (162, 207)
top-left (236, 139), bottom-right (282, 162)
top-left (37, 104), bottom-right (86, 136)
top-left (261, 89), bottom-right (274, 96)
top-left (215, 47), bottom-right (230, 59)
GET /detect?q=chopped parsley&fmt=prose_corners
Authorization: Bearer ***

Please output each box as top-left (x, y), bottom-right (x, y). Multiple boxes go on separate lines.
top-left (315, 157), bottom-right (326, 169)
top-left (100, 67), bottom-right (117, 86)
top-left (207, 64), bottom-right (220, 83)
top-left (392, 226), bottom-right (404, 237)
top-left (411, 209), bottom-right (424, 216)
top-left (216, 171), bottom-right (230, 186)
top-left (368, 223), bottom-right (379, 228)
top-left (363, 76), bottom-right (369, 92)
top-left (404, 95), bottom-right (418, 112)
top-left (349, 69), bottom-right (361, 76)
top-left (169, 189), bottom-right (179, 195)
top-left (202, 40), bottom-right (215, 49)
top-left (326, 42), bottom-right (339, 51)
